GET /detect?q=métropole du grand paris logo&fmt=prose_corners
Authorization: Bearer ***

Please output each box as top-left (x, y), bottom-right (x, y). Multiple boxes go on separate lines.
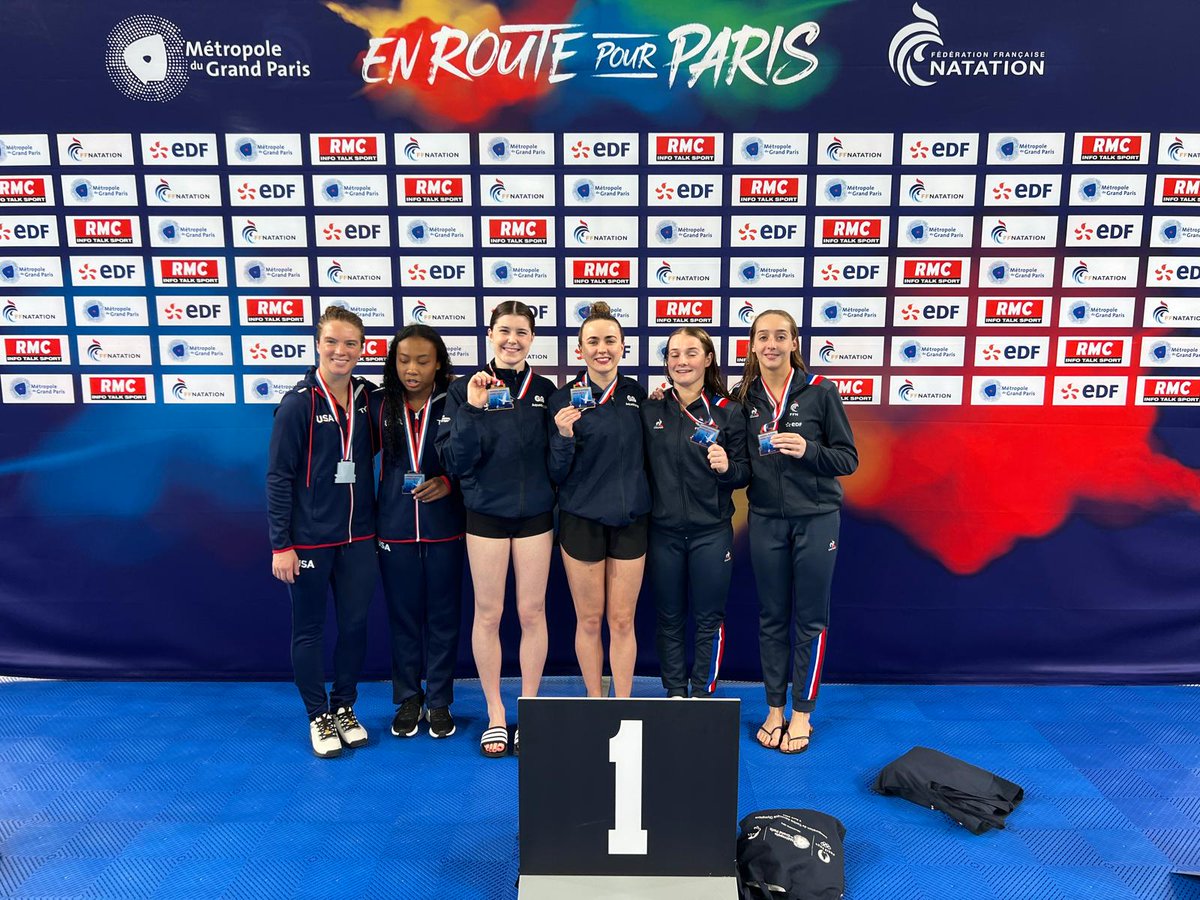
top-left (888, 2), bottom-right (1046, 87)
top-left (106, 15), bottom-right (311, 102)
top-left (106, 15), bottom-right (190, 102)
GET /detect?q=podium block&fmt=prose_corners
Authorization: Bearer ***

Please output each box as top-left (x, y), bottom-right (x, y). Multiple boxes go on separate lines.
top-left (518, 697), bottom-right (740, 899)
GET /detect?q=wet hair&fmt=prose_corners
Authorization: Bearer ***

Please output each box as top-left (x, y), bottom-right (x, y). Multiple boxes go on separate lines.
top-left (381, 324), bottom-right (454, 465)
top-left (316, 304), bottom-right (365, 341)
top-left (664, 327), bottom-right (729, 400)
top-left (735, 309), bottom-right (808, 403)
top-left (489, 300), bottom-right (537, 334)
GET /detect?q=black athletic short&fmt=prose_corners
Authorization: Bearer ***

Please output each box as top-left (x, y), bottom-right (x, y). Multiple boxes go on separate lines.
top-left (465, 509), bottom-right (554, 540)
top-left (558, 512), bottom-right (649, 563)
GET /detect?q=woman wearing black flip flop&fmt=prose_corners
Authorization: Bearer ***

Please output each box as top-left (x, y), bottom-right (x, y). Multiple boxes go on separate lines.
top-left (735, 309), bottom-right (858, 754)
top-left (436, 301), bottom-right (557, 758)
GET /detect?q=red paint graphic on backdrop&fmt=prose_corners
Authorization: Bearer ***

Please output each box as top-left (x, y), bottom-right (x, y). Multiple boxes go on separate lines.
top-left (839, 316), bottom-right (1200, 575)
top-left (345, 0), bottom-right (576, 125)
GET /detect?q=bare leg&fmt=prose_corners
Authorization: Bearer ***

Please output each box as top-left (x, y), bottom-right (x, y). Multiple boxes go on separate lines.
top-left (468, 534), bottom-right (511, 754)
top-left (605, 555), bottom-right (646, 698)
top-left (511, 530), bottom-right (553, 698)
top-left (562, 547), bottom-right (607, 697)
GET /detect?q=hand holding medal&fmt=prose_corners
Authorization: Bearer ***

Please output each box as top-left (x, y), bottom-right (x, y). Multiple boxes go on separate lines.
top-left (466, 371), bottom-right (493, 410)
top-left (555, 404), bottom-right (582, 438)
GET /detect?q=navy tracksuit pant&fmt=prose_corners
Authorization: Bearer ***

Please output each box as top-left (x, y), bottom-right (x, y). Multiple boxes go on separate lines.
top-left (647, 522), bottom-right (734, 697)
top-left (748, 510), bottom-right (840, 713)
top-left (377, 538), bottom-right (464, 709)
top-left (288, 540), bottom-right (378, 719)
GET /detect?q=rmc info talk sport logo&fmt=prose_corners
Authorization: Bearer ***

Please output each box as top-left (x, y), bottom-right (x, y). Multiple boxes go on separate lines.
top-left (106, 16), bottom-right (189, 102)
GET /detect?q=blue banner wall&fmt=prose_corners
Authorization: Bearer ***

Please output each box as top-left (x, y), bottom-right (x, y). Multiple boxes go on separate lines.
top-left (1, 0), bottom-right (1198, 682)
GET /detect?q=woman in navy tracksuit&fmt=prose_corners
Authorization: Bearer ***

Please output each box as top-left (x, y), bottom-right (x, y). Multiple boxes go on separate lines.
top-left (641, 327), bottom-right (750, 698)
top-left (267, 305), bottom-right (377, 759)
top-left (370, 324), bottom-right (465, 741)
top-left (549, 301), bottom-right (651, 698)
top-left (436, 300), bottom-right (557, 757)
top-left (737, 309), bottom-right (858, 755)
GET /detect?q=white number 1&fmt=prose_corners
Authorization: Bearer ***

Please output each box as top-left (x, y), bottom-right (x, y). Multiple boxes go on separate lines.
top-left (608, 719), bottom-right (648, 855)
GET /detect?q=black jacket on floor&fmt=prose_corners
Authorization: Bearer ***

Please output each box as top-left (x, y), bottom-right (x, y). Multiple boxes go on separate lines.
top-left (873, 746), bottom-right (1025, 834)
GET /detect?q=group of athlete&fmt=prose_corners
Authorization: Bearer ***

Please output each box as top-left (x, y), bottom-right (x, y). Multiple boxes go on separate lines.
top-left (267, 300), bottom-right (859, 759)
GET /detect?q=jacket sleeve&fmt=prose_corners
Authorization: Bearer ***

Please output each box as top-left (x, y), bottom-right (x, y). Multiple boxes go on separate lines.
top-left (547, 391), bottom-right (577, 486)
top-left (801, 385), bottom-right (859, 477)
top-left (266, 392), bottom-right (307, 552)
top-left (716, 402), bottom-right (751, 489)
top-left (435, 381), bottom-right (484, 477)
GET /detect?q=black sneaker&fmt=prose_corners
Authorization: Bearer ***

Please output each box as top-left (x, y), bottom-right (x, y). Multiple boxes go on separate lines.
top-left (426, 706), bottom-right (456, 739)
top-left (391, 693), bottom-right (423, 738)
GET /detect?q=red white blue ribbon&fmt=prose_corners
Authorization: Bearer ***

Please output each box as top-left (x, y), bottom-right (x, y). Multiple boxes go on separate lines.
top-left (315, 369), bottom-right (354, 461)
top-left (673, 389), bottom-right (714, 427)
top-left (580, 370), bottom-right (619, 406)
top-left (761, 367), bottom-right (795, 434)
top-left (490, 362), bottom-right (534, 399)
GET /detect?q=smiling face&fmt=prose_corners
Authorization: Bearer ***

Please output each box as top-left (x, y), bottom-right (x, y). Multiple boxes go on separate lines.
top-left (395, 336), bottom-right (439, 397)
top-left (579, 318), bottom-right (624, 379)
top-left (751, 313), bottom-right (798, 374)
top-left (488, 313), bottom-right (533, 368)
top-left (316, 320), bottom-right (364, 381)
top-left (666, 332), bottom-right (712, 392)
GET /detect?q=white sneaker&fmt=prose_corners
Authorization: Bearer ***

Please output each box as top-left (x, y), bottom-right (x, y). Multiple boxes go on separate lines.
top-left (334, 706), bottom-right (369, 748)
top-left (310, 712), bottom-right (342, 758)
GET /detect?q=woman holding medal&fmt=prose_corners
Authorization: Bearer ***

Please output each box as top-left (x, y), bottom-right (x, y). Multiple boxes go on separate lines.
top-left (370, 325), bottom-right (464, 741)
top-left (641, 328), bottom-right (750, 698)
top-left (549, 301), bottom-right (651, 699)
top-left (735, 310), bottom-right (858, 754)
top-left (267, 306), bottom-right (377, 759)
top-left (436, 301), bottom-right (557, 758)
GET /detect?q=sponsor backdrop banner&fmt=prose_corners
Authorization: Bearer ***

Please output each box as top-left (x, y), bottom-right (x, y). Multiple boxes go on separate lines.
top-left (1, 0), bottom-right (1197, 681)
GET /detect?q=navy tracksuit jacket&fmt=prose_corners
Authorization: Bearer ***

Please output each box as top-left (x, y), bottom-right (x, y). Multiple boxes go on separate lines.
top-left (548, 372), bottom-right (651, 527)
top-left (435, 362), bottom-right (557, 519)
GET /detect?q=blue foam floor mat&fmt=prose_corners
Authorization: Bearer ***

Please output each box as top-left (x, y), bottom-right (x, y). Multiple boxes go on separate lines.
top-left (1, 679), bottom-right (1199, 899)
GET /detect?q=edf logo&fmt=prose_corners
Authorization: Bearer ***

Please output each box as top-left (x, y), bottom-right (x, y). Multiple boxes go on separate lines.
top-left (992, 181), bottom-right (1055, 200)
top-left (340, 222), bottom-right (381, 241)
top-left (258, 183), bottom-right (295, 200)
top-left (3, 223), bottom-right (50, 240)
top-left (821, 263), bottom-right (880, 281)
top-left (911, 140), bottom-right (970, 159)
top-left (148, 140), bottom-right (210, 160)
top-left (760, 223), bottom-right (798, 240)
top-left (429, 263), bottom-right (466, 280)
top-left (571, 139), bottom-right (632, 159)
